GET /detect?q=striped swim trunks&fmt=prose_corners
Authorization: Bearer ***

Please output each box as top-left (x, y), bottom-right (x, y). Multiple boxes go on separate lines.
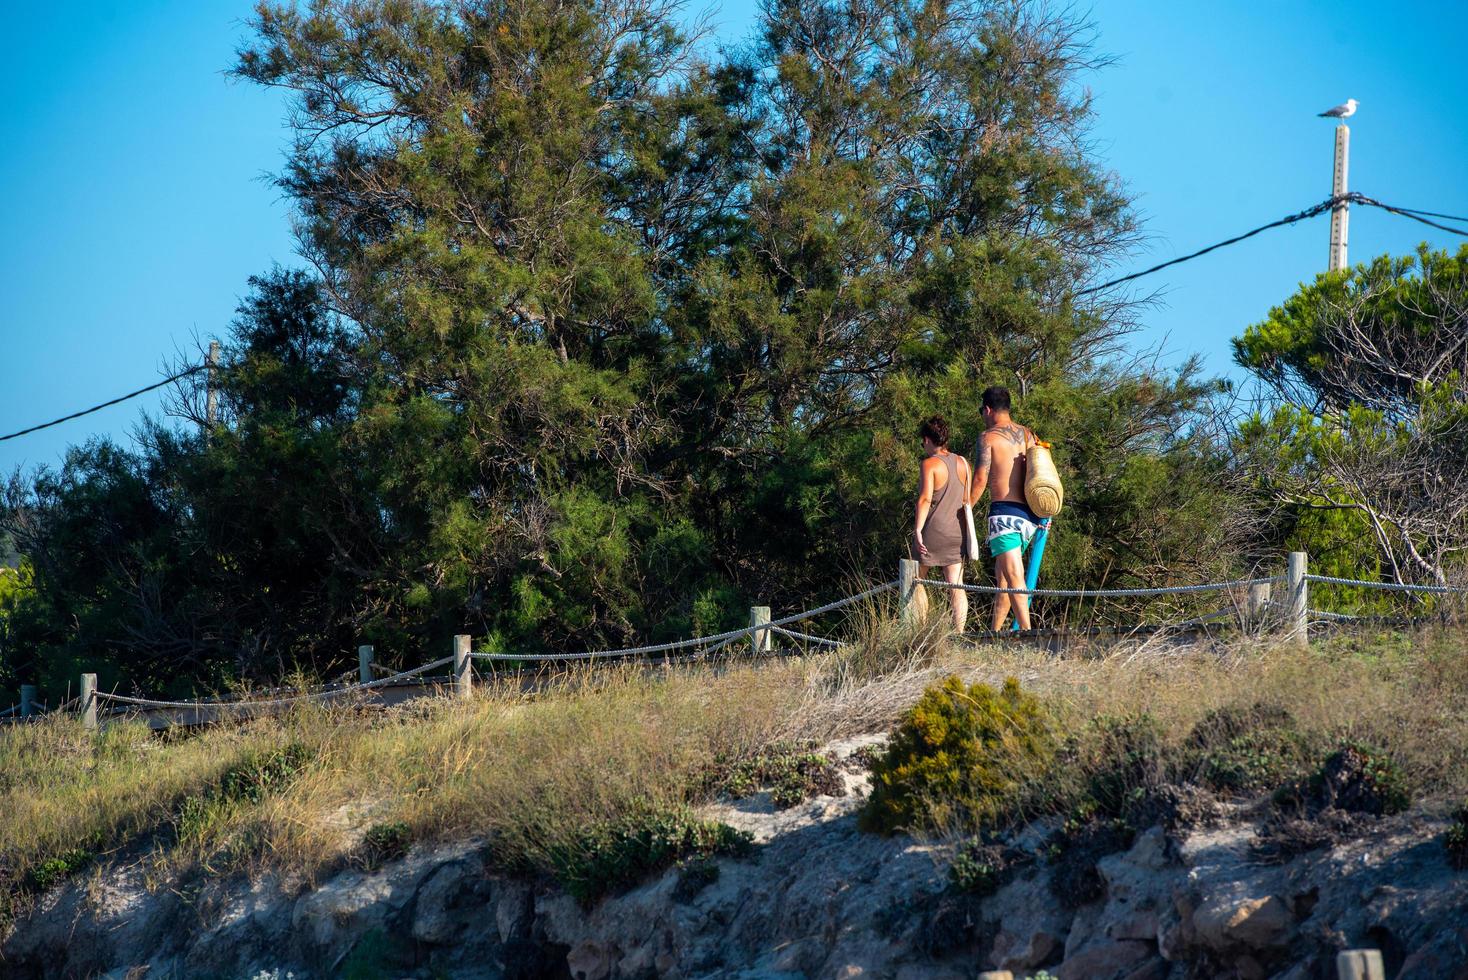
top-left (987, 500), bottom-right (1039, 557)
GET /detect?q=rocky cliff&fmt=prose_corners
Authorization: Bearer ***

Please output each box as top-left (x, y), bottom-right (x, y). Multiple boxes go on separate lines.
top-left (4, 733), bottom-right (1465, 979)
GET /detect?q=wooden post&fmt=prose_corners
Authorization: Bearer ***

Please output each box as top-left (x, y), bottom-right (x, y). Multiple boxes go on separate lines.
top-left (899, 559), bottom-right (920, 626)
top-left (977, 972), bottom-right (1014, 980)
top-left (1287, 551), bottom-right (1309, 645)
top-left (453, 635), bottom-right (472, 699)
top-left (1247, 581), bottom-right (1273, 629)
top-left (20, 685), bottom-right (36, 719)
top-left (749, 606), bottom-right (771, 655)
top-left (1336, 949), bottom-right (1385, 980)
top-left (358, 645), bottom-right (374, 685)
top-left (80, 673), bottom-right (97, 730)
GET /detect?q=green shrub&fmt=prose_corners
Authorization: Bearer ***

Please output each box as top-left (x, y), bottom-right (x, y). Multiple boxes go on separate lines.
top-left (174, 742), bottom-right (315, 845)
top-left (948, 839), bottom-right (1016, 896)
top-left (361, 821), bottom-right (412, 868)
top-left (549, 803), bottom-right (752, 905)
top-left (707, 743), bottom-right (845, 810)
top-left (1443, 802), bottom-right (1468, 871)
top-left (219, 743), bottom-right (313, 805)
top-left (860, 676), bottom-right (1055, 834)
top-left (23, 848), bottom-right (92, 892)
top-left (1185, 704), bottom-right (1315, 795)
top-left (1274, 741), bottom-right (1411, 817)
top-left (672, 855), bottom-right (721, 902)
top-left (1078, 713), bottom-right (1169, 819)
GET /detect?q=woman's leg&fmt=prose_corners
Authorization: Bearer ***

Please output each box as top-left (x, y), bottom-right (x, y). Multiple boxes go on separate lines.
top-left (941, 562), bottom-right (967, 632)
top-left (913, 565), bottom-right (932, 622)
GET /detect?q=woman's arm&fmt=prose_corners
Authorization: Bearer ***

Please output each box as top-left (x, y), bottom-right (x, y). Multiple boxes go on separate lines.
top-left (914, 458), bottom-right (937, 560)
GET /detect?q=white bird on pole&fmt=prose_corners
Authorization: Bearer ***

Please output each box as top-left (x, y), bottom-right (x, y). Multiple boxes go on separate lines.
top-left (1318, 98), bottom-right (1358, 121)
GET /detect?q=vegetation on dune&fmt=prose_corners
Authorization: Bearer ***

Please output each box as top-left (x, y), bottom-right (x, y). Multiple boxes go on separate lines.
top-left (861, 675), bottom-right (1055, 834)
top-left (5, 618), bottom-right (1465, 924)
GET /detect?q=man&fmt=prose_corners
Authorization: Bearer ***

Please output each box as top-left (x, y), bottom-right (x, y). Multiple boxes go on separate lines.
top-left (967, 386), bottom-right (1040, 630)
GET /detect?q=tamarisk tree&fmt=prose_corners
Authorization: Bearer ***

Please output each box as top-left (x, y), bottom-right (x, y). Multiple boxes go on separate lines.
top-left (1235, 245), bottom-right (1468, 586)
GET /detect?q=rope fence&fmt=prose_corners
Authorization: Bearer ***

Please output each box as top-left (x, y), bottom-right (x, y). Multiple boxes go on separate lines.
top-left (918, 575), bottom-right (1281, 598)
top-left (11, 551), bottom-right (1464, 730)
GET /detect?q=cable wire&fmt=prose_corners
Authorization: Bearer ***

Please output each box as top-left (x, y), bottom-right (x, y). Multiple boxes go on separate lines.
top-left (0, 364), bottom-right (208, 442)
top-left (1076, 192), bottom-right (1468, 298)
top-left (1075, 197), bottom-right (1343, 297)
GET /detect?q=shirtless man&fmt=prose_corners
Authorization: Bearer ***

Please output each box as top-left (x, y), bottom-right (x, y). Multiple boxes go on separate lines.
top-left (966, 386), bottom-right (1040, 631)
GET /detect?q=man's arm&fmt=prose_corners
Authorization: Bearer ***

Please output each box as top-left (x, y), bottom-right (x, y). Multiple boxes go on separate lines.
top-left (968, 434), bottom-right (992, 508)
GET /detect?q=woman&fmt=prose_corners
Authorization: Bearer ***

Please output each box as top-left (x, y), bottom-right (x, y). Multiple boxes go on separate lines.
top-left (911, 414), bottom-right (971, 631)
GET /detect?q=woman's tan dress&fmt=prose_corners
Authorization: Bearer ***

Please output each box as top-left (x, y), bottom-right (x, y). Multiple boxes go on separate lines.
top-left (915, 453), bottom-right (967, 566)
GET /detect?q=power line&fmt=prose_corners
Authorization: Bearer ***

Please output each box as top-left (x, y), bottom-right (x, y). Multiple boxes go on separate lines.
top-left (0, 365), bottom-right (208, 443)
top-left (1382, 203), bottom-right (1468, 224)
top-left (1075, 196), bottom-right (1342, 297)
top-left (1352, 194), bottom-right (1468, 237)
top-left (1077, 192), bottom-right (1468, 298)
top-left (5, 191), bottom-right (1466, 445)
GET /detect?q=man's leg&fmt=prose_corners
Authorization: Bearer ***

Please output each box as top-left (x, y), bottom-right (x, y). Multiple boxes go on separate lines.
top-left (990, 555), bottom-right (1011, 631)
top-left (992, 547), bottom-right (1026, 631)
top-left (1007, 547), bottom-right (1032, 630)
top-left (941, 562), bottom-right (967, 632)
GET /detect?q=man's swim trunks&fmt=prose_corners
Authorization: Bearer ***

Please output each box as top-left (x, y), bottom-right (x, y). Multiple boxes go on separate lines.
top-left (987, 500), bottom-right (1040, 557)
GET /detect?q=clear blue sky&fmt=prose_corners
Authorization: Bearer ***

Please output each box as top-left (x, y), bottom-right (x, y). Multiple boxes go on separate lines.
top-left (3, 0), bottom-right (1466, 474)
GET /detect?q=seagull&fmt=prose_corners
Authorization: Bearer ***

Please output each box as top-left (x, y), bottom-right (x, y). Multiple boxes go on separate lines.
top-left (1318, 98), bottom-right (1358, 121)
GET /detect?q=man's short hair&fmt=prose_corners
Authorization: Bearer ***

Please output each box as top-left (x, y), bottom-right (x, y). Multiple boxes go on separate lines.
top-left (918, 415), bottom-right (950, 447)
top-left (981, 386), bottom-right (1012, 412)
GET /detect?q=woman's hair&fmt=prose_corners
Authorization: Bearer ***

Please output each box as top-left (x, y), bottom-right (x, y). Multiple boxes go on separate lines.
top-left (918, 415), bottom-right (950, 447)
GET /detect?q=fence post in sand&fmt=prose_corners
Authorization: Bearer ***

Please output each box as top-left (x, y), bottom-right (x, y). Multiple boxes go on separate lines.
top-left (80, 673), bottom-right (97, 730)
top-left (750, 606), bottom-right (771, 655)
top-left (1246, 580), bottom-right (1273, 630)
top-left (453, 635), bottom-right (472, 699)
top-left (976, 972), bottom-right (1014, 980)
top-left (1287, 551), bottom-right (1309, 646)
top-left (20, 685), bottom-right (36, 719)
top-left (899, 559), bottom-right (920, 626)
top-left (1336, 949), bottom-right (1385, 980)
top-left (358, 645), bottom-right (374, 685)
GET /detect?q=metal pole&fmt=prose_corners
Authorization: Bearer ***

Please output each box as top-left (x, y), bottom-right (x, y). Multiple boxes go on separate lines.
top-left (1329, 125), bottom-right (1350, 271)
top-left (206, 340), bottom-right (221, 426)
top-left (749, 606), bottom-right (771, 655)
top-left (80, 673), bottom-right (97, 730)
top-left (358, 645), bottom-right (374, 685)
top-left (20, 685), bottom-right (36, 719)
top-left (1287, 551), bottom-right (1309, 646)
top-left (453, 635), bottom-right (472, 699)
top-left (898, 559), bottom-right (920, 626)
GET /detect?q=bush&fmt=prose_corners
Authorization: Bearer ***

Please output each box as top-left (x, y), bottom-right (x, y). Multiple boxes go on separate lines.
top-left (707, 743), bottom-right (845, 810)
top-left (672, 855), bottom-right (721, 902)
top-left (948, 838), bottom-right (1019, 896)
top-left (1185, 704), bottom-right (1315, 795)
top-left (1274, 741), bottom-right (1412, 817)
top-left (860, 676), bottom-right (1055, 835)
top-left (549, 803), bottom-right (752, 905)
top-left (361, 821), bottom-right (412, 869)
top-left (175, 742), bottom-right (314, 845)
top-left (24, 848), bottom-right (92, 892)
top-left (1078, 713), bottom-right (1169, 819)
top-left (1444, 802), bottom-right (1468, 871)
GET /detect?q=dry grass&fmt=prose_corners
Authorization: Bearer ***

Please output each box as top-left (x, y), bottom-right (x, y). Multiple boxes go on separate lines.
top-left (1, 618), bottom-right (1465, 915)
